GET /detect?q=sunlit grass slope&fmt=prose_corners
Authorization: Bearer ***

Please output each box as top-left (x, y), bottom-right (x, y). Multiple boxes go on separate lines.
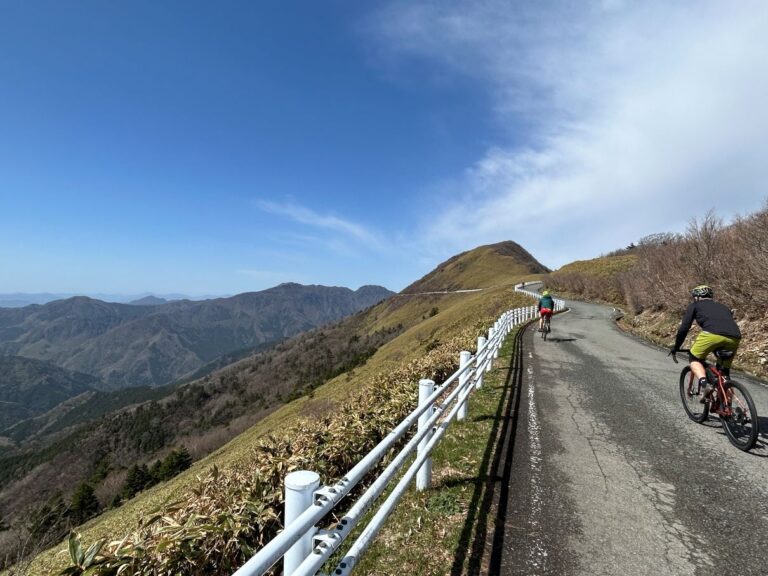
top-left (552, 253), bottom-right (637, 278)
top-left (25, 242), bottom-right (545, 576)
top-left (548, 253), bottom-right (638, 304)
top-left (402, 241), bottom-right (549, 293)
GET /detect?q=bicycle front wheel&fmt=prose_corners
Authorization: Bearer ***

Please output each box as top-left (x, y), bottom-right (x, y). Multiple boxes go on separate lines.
top-left (679, 366), bottom-right (708, 423)
top-left (720, 380), bottom-right (759, 451)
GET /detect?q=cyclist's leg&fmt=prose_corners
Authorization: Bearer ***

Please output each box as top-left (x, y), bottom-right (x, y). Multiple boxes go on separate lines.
top-left (688, 355), bottom-right (706, 381)
top-left (689, 332), bottom-right (717, 380)
top-left (538, 310), bottom-right (544, 331)
top-left (701, 333), bottom-right (740, 378)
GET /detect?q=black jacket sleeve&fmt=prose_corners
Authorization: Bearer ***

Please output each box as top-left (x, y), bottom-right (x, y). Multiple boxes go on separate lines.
top-left (674, 303), bottom-right (696, 350)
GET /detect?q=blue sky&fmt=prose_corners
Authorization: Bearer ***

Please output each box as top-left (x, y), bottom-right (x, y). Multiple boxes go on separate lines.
top-left (2, 1), bottom-right (767, 295)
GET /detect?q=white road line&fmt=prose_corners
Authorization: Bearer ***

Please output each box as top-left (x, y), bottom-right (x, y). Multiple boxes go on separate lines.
top-left (526, 362), bottom-right (548, 572)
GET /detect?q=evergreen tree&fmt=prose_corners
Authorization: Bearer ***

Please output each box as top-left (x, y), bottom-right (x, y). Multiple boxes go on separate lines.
top-left (109, 494), bottom-right (123, 509)
top-left (70, 483), bottom-right (99, 525)
top-left (157, 447), bottom-right (193, 481)
top-left (122, 463), bottom-right (152, 499)
top-left (149, 459), bottom-right (163, 483)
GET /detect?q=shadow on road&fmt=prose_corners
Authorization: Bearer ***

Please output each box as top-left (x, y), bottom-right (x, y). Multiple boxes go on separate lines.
top-left (547, 337), bottom-right (577, 343)
top-left (751, 416), bottom-right (768, 457)
top-left (448, 324), bottom-right (526, 576)
top-left (699, 415), bottom-right (768, 458)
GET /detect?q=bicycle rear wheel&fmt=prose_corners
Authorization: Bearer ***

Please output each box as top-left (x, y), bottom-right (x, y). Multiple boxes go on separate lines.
top-left (719, 380), bottom-right (759, 451)
top-left (679, 366), bottom-right (708, 423)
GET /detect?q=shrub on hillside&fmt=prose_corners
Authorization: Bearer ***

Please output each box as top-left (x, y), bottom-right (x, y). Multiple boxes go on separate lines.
top-left (551, 203), bottom-right (768, 319)
top-left (59, 321), bottom-right (491, 575)
top-left (622, 206), bottom-right (768, 316)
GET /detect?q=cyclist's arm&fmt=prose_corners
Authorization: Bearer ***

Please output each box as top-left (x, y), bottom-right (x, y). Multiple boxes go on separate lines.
top-left (537, 300), bottom-right (542, 311)
top-left (673, 302), bottom-right (696, 350)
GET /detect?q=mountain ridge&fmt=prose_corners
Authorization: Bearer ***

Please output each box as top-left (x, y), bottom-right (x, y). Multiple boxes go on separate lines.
top-left (0, 284), bottom-right (393, 390)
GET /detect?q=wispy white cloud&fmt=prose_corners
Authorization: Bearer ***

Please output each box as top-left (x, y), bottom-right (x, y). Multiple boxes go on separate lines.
top-left (371, 0), bottom-right (768, 268)
top-left (254, 199), bottom-right (385, 252)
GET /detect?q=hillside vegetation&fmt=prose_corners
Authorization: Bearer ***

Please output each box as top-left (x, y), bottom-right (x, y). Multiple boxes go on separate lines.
top-left (403, 241), bottom-right (548, 293)
top-left (20, 241), bottom-right (543, 575)
top-left (548, 204), bottom-right (768, 377)
top-left (549, 254), bottom-right (637, 304)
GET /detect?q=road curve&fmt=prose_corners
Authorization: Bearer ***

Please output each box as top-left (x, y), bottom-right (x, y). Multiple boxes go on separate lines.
top-left (496, 298), bottom-right (768, 576)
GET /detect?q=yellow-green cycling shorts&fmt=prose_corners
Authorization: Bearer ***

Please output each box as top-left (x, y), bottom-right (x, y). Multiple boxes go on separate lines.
top-left (690, 332), bottom-right (740, 368)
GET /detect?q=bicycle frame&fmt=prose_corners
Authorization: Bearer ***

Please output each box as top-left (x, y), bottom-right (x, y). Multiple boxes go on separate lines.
top-left (675, 351), bottom-right (737, 416)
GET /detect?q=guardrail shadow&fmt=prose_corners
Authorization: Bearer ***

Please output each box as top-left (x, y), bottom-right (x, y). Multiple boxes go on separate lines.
top-left (449, 324), bottom-right (526, 576)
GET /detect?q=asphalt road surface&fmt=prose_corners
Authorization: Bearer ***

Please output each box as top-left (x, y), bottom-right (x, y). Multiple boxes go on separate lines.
top-left (497, 299), bottom-right (768, 576)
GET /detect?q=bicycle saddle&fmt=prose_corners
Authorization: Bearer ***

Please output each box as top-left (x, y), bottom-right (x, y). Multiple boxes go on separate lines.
top-left (714, 348), bottom-right (735, 360)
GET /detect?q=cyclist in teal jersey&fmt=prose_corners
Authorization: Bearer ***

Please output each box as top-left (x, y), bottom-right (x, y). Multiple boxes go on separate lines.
top-left (538, 290), bottom-right (555, 332)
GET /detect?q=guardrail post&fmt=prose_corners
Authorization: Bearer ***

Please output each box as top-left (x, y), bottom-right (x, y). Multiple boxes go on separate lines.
top-left (457, 351), bottom-right (471, 421)
top-left (475, 336), bottom-right (486, 389)
top-left (284, 470), bottom-right (320, 575)
top-left (416, 379), bottom-right (435, 491)
top-left (486, 328), bottom-right (494, 372)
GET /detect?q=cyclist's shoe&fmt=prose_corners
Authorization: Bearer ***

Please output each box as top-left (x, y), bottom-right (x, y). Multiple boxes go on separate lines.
top-left (698, 378), bottom-right (712, 404)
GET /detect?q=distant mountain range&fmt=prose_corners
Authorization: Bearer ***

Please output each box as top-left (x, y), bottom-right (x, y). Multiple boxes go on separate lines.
top-left (0, 292), bottom-right (212, 308)
top-left (0, 283), bottom-right (393, 391)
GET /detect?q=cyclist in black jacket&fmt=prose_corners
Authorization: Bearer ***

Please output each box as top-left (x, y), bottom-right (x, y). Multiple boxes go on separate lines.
top-left (670, 285), bottom-right (741, 398)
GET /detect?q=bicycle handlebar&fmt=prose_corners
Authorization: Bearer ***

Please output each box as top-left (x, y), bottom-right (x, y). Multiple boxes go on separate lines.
top-left (668, 348), bottom-right (690, 364)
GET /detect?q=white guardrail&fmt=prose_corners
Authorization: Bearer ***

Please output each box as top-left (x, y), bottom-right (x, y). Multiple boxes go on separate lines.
top-left (233, 284), bottom-right (564, 576)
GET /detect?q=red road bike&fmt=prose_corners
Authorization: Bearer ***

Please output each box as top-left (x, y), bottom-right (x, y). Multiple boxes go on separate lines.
top-left (671, 348), bottom-right (759, 451)
top-left (540, 314), bottom-right (551, 341)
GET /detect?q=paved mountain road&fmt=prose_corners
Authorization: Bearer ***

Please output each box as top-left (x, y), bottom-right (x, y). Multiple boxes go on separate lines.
top-left (496, 299), bottom-right (768, 576)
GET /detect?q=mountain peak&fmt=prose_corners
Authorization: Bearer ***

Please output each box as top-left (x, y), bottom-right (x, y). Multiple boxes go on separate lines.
top-left (128, 295), bottom-right (168, 306)
top-left (402, 240), bottom-right (548, 293)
